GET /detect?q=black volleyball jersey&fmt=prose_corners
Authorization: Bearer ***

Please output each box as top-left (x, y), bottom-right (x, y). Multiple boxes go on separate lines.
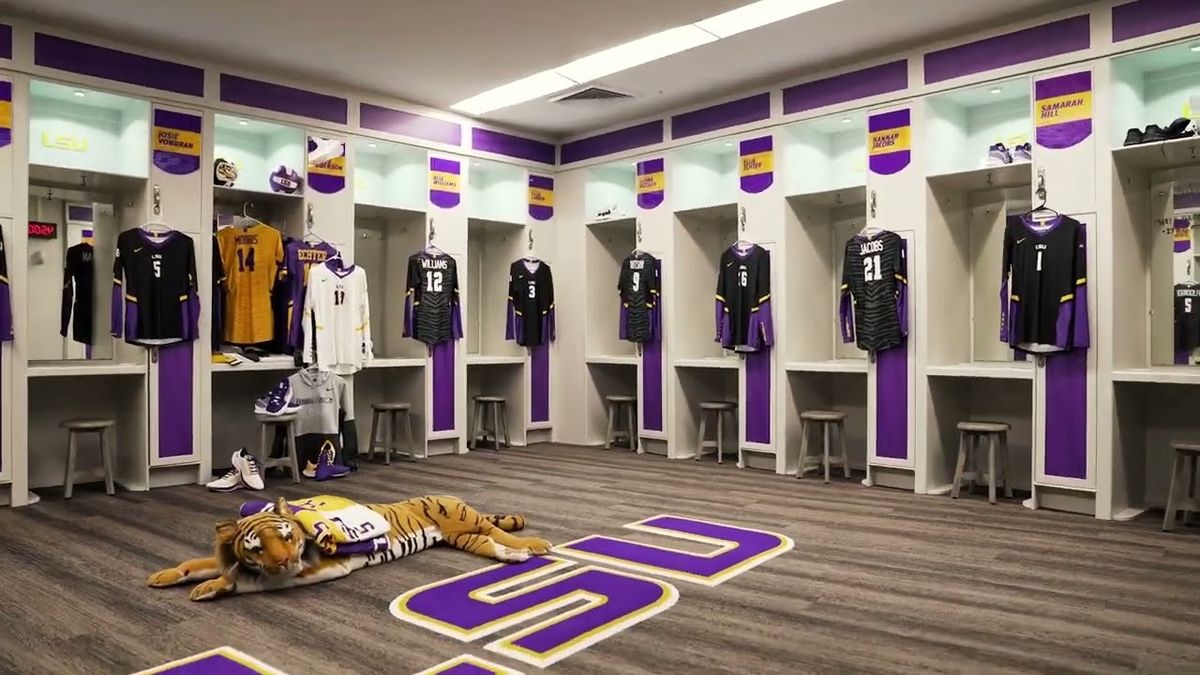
top-left (618, 252), bottom-right (660, 343)
top-left (840, 230), bottom-right (907, 352)
top-left (404, 250), bottom-right (462, 346)
top-left (1175, 284), bottom-right (1200, 356)
top-left (111, 229), bottom-right (199, 346)
top-left (507, 259), bottom-right (555, 347)
top-left (61, 242), bottom-right (95, 344)
top-left (715, 244), bottom-right (774, 351)
top-left (1000, 215), bottom-right (1089, 353)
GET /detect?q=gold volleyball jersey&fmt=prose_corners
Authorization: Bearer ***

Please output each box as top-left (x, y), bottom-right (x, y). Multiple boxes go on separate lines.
top-left (217, 223), bottom-right (285, 344)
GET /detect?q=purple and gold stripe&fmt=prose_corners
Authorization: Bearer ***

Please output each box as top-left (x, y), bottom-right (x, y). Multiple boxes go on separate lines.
top-left (529, 174), bottom-right (554, 221)
top-left (672, 93), bottom-right (771, 140)
top-left (0, 80), bottom-right (11, 149)
top-left (1113, 0), bottom-right (1200, 42)
top-left (868, 109), bottom-right (911, 176)
top-left (429, 157), bottom-right (462, 210)
top-left (34, 33), bottom-right (204, 97)
top-left (561, 120), bottom-right (664, 165)
top-left (923, 15), bottom-right (1090, 85)
top-left (739, 135), bottom-right (774, 194)
top-left (473, 127), bottom-right (555, 165)
top-left (220, 74), bottom-right (347, 125)
top-left (152, 108), bottom-right (202, 176)
top-left (636, 158), bottom-right (665, 211)
top-left (1035, 71), bottom-right (1093, 150)
top-left (783, 60), bottom-right (908, 115)
top-left (307, 136), bottom-right (347, 194)
top-left (360, 103), bottom-right (462, 146)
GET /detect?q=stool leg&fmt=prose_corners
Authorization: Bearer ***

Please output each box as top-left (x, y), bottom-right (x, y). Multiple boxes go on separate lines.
top-left (259, 423), bottom-right (270, 467)
top-left (626, 403), bottom-right (637, 452)
top-left (367, 411), bottom-right (379, 462)
top-left (797, 419), bottom-right (810, 479)
top-left (696, 413), bottom-right (708, 461)
top-left (64, 431), bottom-right (77, 500)
top-left (405, 411), bottom-right (419, 460)
top-left (987, 434), bottom-right (998, 505)
top-left (500, 403), bottom-right (511, 449)
top-left (1001, 431), bottom-right (1013, 499)
top-left (287, 422), bottom-right (301, 484)
top-left (839, 420), bottom-right (850, 478)
top-left (1186, 455), bottom-right (1197, 526)
top-left (387, 411), bottom-right (399, 465)
top-left (468, 401), bottom-right (479, 450)
top-left (967, 434), bottom-right (979, 495)
top-left (716, 410), bottom-right (725, 464)
top-left (1164, 450), bottom-right (1185, 531)
top-left (952, 432), bottom-right (967, 499)
top-left (604, 404), bottom-right (615, 450)
top-left (100, 428), bottom-right (116, 496)
top-left (491, 404), bottom-right (501, 451)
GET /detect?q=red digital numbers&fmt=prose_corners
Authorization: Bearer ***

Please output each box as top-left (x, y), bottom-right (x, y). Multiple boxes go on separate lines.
top-left (28, 221), bottom-right (58, 239)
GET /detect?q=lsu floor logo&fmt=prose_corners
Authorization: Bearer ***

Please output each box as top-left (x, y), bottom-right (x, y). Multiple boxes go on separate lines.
top-left (393, 515), bottom-right (793, 669)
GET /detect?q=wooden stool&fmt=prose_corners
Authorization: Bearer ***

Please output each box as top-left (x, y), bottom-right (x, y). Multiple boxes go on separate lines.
top-left (470, 396), bottom-right (510, 451)
top-left (696, 401), bottom-right (736, 464)
top-left (368, 402), bottom-right (420, 464)
top-left (796, 410), bottom-right (849, 483)
top-left (1163, 442), bottom-right (1200, 532)
top-left (604, 395), bottom-right (637, 451)
top-left (952, 421), bottom-right (1012, 504)
top-left (60, 419), bottom-right (116, 499)
top-left (255, 413), bottom-right (301, 484)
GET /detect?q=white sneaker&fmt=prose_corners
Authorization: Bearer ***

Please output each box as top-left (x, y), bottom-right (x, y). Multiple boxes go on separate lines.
top-left (206, 467), bottom-right (244, 492)
top-left (232, 448), bottom-right (265, 491)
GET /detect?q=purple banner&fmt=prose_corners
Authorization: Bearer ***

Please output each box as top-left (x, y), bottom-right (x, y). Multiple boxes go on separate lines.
top-left (868, 109), bottom-right (911, 176)
top-left (432, 340), bottom-right (456, 432)
top-left (0, 80), bottom-right (10, 149)
top-left (391, 557), bottom-right (677, 668)
top-left (220, 74), bottom-right (347, 125)
top-left (360, 103), bottom-right (462, 146)
top-left (158, 342), bottom-right (193, 459)
top-left (472, 127), bottom-right (555, 165)
top-left (636, 158), bottom-right (665, 211)
top-left (1035, 71), bottom-right (1093, 150)
top-left (745, 349), bottom-right (771, 444)
top-left (531, 343), bottom-right (550, 424)
top-left (672, 93), bottom-right (771, 140)
top-left (429, 157), bottom-right (462, 210)
top-left (0, 24), bottom-right (10, 60)
top-left (1045, 349), bottom-right (1088, 480)
top-left (924, 15), bottom-right (1090, 85)
top-left (528, 174), bottom-right (554, 222)
top-left (306, 136), bottom-right (347, 194)
top-left (561, 120), bottom-right (664, 165)
top-left (1113, 0), bottom-right (1200, 42)
top-left (642, 298), bottom-right (664, 433)
top-left (739, 136), bottom-right (774, 195)
top-left (139, 647), bottom-right (284, 674)
top-left (875, 340), bottom-right (908, 461)
top-left (555, 515), bottom-right (793, 586)
top-left (152, 109), bottom-right (201, 176)
top-left (783, 60), bottom-right (908, 115)
top-left (1175, 217), bottom-right (1193, 253)
top-left (34, 33), bottom-right (204, 97)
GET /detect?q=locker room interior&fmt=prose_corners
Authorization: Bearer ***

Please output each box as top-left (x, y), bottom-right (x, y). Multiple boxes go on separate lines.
top-left (0, 1), bottom-right (1198, 673)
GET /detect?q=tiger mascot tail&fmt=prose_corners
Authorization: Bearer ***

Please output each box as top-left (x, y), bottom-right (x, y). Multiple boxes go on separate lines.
top-left (147, 495), bottom-right (551, 601)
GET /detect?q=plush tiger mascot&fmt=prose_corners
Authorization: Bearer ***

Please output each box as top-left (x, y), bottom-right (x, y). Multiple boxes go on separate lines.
top-left (147, 495), bottom-right (551, 601)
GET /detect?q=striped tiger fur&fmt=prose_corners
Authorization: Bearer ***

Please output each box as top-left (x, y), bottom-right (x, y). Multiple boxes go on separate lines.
top-left (147, 495), bottom-right (551, 602)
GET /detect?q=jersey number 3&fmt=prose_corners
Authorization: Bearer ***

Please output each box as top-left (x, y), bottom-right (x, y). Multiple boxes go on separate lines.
top-left (863, 254), bottom-right (882, 282)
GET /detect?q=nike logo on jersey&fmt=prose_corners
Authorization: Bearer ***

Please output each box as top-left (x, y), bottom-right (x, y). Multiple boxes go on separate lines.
top-left (134, 247), bottom-right (144, 253)
top-left (1015, 238), bottom-right (1026, 245)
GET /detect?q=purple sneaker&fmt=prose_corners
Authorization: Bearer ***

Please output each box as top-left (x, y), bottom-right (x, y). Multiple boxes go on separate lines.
top-left (315, 441), bottom-right (351, 481)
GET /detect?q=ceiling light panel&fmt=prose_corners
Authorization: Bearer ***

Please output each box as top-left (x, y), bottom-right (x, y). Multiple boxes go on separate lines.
top-left (695, 0), bottom-right (844, 38)
top-left (451, 70), bottom-right (578, 116)
top-left (555, 25), bottom-right (718, 83)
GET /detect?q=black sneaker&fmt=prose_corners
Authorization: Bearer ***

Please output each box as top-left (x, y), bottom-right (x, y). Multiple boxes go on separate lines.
top-left (1166, 117), bottom-right (1195, 139)
top-left (1123, 128), bottom-right (1144, 146)
top-left (1142, 124), bottom-right (1168, 143)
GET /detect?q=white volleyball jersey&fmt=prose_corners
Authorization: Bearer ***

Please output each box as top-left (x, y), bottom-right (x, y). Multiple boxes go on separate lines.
top-left (303, 262), bottom-right (372, 374)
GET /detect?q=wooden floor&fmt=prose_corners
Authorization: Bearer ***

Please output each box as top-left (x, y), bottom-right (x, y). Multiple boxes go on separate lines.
top-left (0, 444), bottom-right (1198, 674)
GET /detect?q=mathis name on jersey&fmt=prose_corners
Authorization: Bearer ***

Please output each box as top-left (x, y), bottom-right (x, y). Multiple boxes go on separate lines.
top-left (859, 239), bottom-right (885, 255)
top-left (420, 257), bottom-right (451, 271)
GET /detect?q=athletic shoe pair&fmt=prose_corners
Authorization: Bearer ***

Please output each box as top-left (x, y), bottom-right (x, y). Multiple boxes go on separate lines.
top-left (254, 379), bottom-right (301, 416)
top-left (1124, 118), bottom-right (1195, 146)
top-left (301, 441), bottom-right (351, 481)
top-left (206, 448), bottom-right (265, 492)
top-left (983, 143), bottom-right (1032, 167)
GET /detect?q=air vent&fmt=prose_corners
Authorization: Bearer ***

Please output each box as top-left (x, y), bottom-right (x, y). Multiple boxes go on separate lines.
top-left (550, 86), bottom-right (635, 103)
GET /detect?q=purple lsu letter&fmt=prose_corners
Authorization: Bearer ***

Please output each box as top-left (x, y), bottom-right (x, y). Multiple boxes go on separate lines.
top-left (554, 515), bottom-right (794, 586)
top-left (391, 557), bottom-right (677, 668)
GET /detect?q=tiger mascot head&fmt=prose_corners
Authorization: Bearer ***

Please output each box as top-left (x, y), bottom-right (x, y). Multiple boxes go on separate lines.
top-left (214, 497), bottom-right (307, 578)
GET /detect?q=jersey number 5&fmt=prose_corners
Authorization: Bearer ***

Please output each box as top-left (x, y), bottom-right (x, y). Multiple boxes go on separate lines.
top-left (237, 247), bottom-right (256, 273)
top-left (1187, 298), bottom-right (1194, 314)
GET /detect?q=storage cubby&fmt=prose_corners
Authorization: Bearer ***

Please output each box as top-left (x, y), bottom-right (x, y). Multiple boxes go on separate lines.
top-left (925, 376), bottom-right (1033, 497)
top-left (26, 373), bottom-right (146, 493)
top-left (211, 369), bottom-right (293, 471)
top-left (782, 112), bottom-right (867, 196)
top-left (29, 80), bottom-right (149, 178)
top-left (1111, 381), bottom-right (1200, 520)
top-left (1111, 41), bottom-right (1200, 147)
top-left (352, 365), bottom-right (427, 458)
top-left (466, 219), bottom-right (526, 357)
top-left (925, 77), bottom-right (1032, 177)
top-left (926, 168), bottom-right (1034, 371)
top-left (585, 218), bottom-right (638, 360)
top-left (467, 362), bottom-right (528, 448)
top-left (352, 138), bottom-right (426, 213)
top-left (673, 141), bottom-right (738, 212)
top-left (354, 205), bottom-right (427, 360)
top-left (584, 361), bottom-right (639, 447)
top-left (672, 364), bottom-right (739, 460)
top-left (784, 187), bottom-right (868, 367)
top-left (585, 162), bottom-right (635, 222)
top-left (672, 203), bottom-right (738, 362)
top-left (213, 114), bottom-right (306, 198)
top-left (784, 370), bottom-right (868, 476)
top-left (468, 159), bottom-right (526, 225)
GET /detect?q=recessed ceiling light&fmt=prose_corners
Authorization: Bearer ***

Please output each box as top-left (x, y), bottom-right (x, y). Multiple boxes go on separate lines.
top-left (555, 25), bottom-right (717, 83)
top-left (989, 87), bottom-right (1002, 95)
top-left (696, 0), bottom-right (844, 38)
top-left (72, 90), bottom-right (86, 97)
top-left (1191, 44), bottom-right (1200, 53)
top-left (452, 70), bottom-right (577, 116)
top-left (724, 142), bottom-right (733, 147)
top-left (841, 118), bottom-right (852, 124)
top-left (238, 119), bottom-right (249, 126)
top-left (367, 142), bottom-right (377, 148)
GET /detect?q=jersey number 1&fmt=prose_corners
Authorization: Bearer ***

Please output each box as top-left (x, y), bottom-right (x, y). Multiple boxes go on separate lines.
top-left (863, 254), bottom-right (882, 282)
top-left (237, 247), bottom-right (256, 273)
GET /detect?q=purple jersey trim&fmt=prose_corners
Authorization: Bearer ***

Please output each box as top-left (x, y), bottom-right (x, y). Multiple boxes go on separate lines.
top-left (839, 288), bottom-right (855, 344)
top-left (0, 280), bottom-right (11, 341)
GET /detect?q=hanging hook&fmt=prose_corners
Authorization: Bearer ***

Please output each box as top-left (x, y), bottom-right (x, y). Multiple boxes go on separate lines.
top-left (739, 206), bottom-right (747, 232)
top-left (528, 228), bottom-right (535, 252)
top-left (306, 202), bottom-right (314, 230)
top-left (869, 190), bottom-right (877, 219)
top-left (636, 219), bottom-right (643, 244)
top-left (1035, 168), bottom-right (1047, 203)
top-left (152, 184), bottom-right (162, 216)
top-left (427, 217), bottom-right (436, 245)
top-left (243, 200), bottom-right (255, 219)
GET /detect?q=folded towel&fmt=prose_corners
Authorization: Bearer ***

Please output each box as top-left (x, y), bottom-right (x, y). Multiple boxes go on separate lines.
top-left (240, 495), bottom-right (391, 556)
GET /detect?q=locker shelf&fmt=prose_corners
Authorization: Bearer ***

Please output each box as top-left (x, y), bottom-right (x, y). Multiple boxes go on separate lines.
top-left (1112, 367), bottom-right (1200, 385)
top-left (28, 363), bottom-right (146, 377)
top-left (926, 363), bottom-right (1034, 380)
top-left (586, 354), bottom-right (639, 366)
top-left (673, 357), bottom-right (739, 370)
top-left (467, 354), bottom-right (525, 366)
top-left (785, 359), bottom-right (867, 373)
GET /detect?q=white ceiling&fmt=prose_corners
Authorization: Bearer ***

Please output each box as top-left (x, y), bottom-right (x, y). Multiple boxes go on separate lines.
top-left (2, 0), bottom-right (1089, 139)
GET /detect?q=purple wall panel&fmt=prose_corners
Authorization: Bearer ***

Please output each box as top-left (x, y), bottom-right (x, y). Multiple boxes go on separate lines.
top-left (432, 341), bottom-right (456, 432)
top-left (472, 128), bottom-right (555, 164)
top-left (560, 121), bottom-right (664, 165)
top-left (1044, 349), bottom-right (1088, 480)
top-left (783, 60), bottom-right (908, 114)
top-left (361, 103), bottom-right (462, 146)
top-left (1113, 0), bottom-right (1200, 42)
top-left (0, 24), bottom-right (11, 60)
top-left (671, 93), bottom-right (771, 140)
top-left (34, 33), bottom-right (204, 97)
top-left (530, 344), bottom-right (550, 424)
top-left (158, 342), bottom-right (193, 459)
top-left (923, 15), bottom-right (1090, 84)
top-left (220, 74), bottom-right (347, 124)
top-left (745, 350), bottom-right (771, 444)
top-left (875, 342), bottom-right (908, 460)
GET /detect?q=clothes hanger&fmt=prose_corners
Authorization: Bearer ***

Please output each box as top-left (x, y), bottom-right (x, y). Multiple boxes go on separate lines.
top-left (859, 190), bottom-right (883, 237)
top-left (732, 207), bottom-right (754, 250)
top-left (1024, 170), bottom-right (1060, 223)
top-left (424, 217), bottom-right (445, 255)
top-left (141, 185), bottom-right (173, 237)
top-left (632, 220), bottom-right (644, 256)
top-left (523, 230), bottom-right (541, 265)
top-left (239, 200), bottom-right (270, 230)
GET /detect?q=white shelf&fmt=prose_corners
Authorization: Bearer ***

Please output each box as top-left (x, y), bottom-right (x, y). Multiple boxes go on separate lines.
top-left (673, 357), bottom-right (740, 370)
top-left (1112, 136), bottom-right (1200, 172)
top-left (211, 355), bottom-right (298, 373)
top-left (1112, 367), bottom-right (1200, 385)
top-left (467, 354), bottom-right (526, 366)
top-left (586, 215), bottom-right (636, 229)
top-left (214, 184), bottom-right (303, 205)
top-left (28, 362), bottom-right (146, 378)
top-left (785, 359), bottom-right (868, 374)
top-left (366, 357), bottom-right (426, 369)
top-left (926, 363), bottom-right (1034, 380)
top-left (586, 354), bottom-right (639, 366)
top-left (786, 184), bottom-right (867, 208)
top-left (926, 162), bottom-right (1032, 192)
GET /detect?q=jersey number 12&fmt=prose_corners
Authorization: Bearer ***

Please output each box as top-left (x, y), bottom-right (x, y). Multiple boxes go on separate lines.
top-left (425, 270), bottom-right (443, 293)
top-left (863, 254), bottom-right (882, 282)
